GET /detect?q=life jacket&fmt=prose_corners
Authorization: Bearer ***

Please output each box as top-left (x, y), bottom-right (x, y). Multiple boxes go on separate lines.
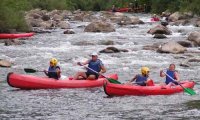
top-left (165, 70), bottom-right (176, 84)
top-left (135, 74), bottom-right (148, 86)
top-left (47, 66), bottom-right (60, 79)
top-left (151, 17), bottom-right (160, 21)
top-left (87, 59), bottom-right (103, 74)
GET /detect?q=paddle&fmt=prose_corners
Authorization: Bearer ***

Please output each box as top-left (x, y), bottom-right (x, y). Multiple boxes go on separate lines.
top-left (80, 64), bottom-right (121, 84)
top-left (163, 71), bottom-right (196, 95)
top-left (24, 68), bottom-right (55, 73)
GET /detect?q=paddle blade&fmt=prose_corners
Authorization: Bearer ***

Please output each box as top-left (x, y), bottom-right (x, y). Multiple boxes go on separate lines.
top-left (24, 68), bottom-right (37, 73)
top-left (184, 88), bottom-right (196, 95)
top-left (107, 78), bottom-right (121, 84)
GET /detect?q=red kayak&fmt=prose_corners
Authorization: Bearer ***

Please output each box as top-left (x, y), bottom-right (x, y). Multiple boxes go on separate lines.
top-left (104, 81), bottom-right (195, 96)
top-left (0, 32), bottom-right (34, 39)
top-left (150, 17), bottom-right (160, 22)
top-left (7, 72), bottom-right (118, 89)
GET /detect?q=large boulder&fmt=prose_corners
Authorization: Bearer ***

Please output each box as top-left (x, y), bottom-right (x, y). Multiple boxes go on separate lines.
top-left (196, 20), bottom-right (200, 27)
top-left (60, 10), bottom-right (72, 19)
top-left (84, 21), bottom-right (115, 32)
top-left (117, 16), bottom-right (132, 25)
top-left (25, 18), bottom-right (43, 27)
top-left (0, 59), bottom-right (12, 67)
top-left (26, 9), bottom-right (47, 18)
top-left (73, 13), bottom-right (85, 21)
top-left (147, 25), bottom-right (172, 35)
top-left (58, 21), bottom-right (70, 29)
top-left (41, 14), bottom-right (50, 21)
top-left (168, 12), bottom-right (192, 22)
top-left (52, 14), bottom-right (63, 22)
top-left (187, 31), bottom-right (200, 46)
top-left (83, 14), bottom-right (98, 22)
top-left (130, 16), bottom-right (144, 25)
top-left (157, 42), bottom-right (186, 54)
top-left (40, 21), bottom-right (53, 29)
top-left (48, 9), bottom-right (62, 17)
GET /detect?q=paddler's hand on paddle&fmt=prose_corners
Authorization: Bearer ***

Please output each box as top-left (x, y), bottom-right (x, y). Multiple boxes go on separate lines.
top-left (160, 69), bottom-right (166, 77)
top-left (125, 81), bottom-right (132, 85)
top-left (77, 62), bottom-right (83, 66)
top-left (43, 70), bottom-right (48, 76)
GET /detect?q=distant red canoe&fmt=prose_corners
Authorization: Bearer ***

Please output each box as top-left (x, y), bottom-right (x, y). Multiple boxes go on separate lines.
top-left (116, 8), bottom-right (130, 12)
top-left (109, 8), bottom-right (130, 12)
top-left (0, 32), bottom-right (34, 39)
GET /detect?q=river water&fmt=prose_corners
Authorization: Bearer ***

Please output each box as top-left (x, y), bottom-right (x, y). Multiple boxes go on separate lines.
top-left (0, 13), bottom-right (200, 120)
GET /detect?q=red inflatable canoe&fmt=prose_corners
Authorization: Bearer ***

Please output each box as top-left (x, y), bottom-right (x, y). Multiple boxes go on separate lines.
top-left (109, 8), bottom-right (130, 12)
top-left (7, 72), bottom-right (118, 89)
top-left (104, 81), bottom-right (195, 96)
top-left (116, 8), bottom-right (130, 12)
top-left (0, 32), bottom-right (34, 39)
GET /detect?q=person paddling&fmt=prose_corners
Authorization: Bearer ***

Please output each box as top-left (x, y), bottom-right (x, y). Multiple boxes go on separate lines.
top-left (44, 58), bottom-right (61, 80)
top-left (73, 52), bottom-right (106, 80)
top-left (127, 67), bottom-right (154, 86)
top-left (112, 5), bottom-right (117, 12)
top-left (151, 14), bottom-right (160, 21)
top-left (160, 64), bottom-right (180, 86)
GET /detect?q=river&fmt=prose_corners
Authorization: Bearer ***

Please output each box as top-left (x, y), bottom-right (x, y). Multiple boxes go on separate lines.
top-left (0, 13), bottom-right (200, 120)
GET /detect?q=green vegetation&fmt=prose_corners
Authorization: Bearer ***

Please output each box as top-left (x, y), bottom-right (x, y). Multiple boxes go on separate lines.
top-left (0, 0), bottom-right (200, 33)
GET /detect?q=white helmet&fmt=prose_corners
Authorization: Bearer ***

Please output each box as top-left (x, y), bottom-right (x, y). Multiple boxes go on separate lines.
top-left (91, 52), bottom-right (98, 56)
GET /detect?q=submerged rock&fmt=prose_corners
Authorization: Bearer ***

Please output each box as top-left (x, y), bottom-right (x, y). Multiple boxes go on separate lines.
top-left (143, 42), bottom-right (163, 51)
top-left (153, 34), bottom-right (167, 39)
top-left (0, 59), bottom-right (12, 67)
top-left (73, 41), bottom-right (95, 46)
top-left (188, 58), bottom-right (200, 62)
top-left (177, 41), bottom-right (192, 47)
top-left (180, 62), bottom-right (190, 67)
top-left (4, 39), bottom-right (25, 46)
top-left (99, 40), bottom-right (114, 45)
top-left (63, 30), bottom-right (75, 34)
top-left (99, 47), bottom-right (128, 53)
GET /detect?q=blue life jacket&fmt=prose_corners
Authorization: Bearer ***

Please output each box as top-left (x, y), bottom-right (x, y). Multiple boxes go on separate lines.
top-left (87, 59), bottom-right (103, 74)
top-left (165, 70), bottom-right (176, 84)
top-left (47, 66), bottom-right (60, 79)
top-left (135, 74), bottom-right (148, 86)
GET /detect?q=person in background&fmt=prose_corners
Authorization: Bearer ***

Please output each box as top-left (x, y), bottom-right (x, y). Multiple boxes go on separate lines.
top-left (161, 12), bottom-right (170, 22)
top-left (151, 14), bottom-right (160, 21)
top-left (73, 52), bottom-right (106, 80)
top-left (127, 67), bottom-right (154, 86)
top-left (44, 58), bottom-right (61, 80)
top-left (112, 5), bottom-right (116, 12)
top-left (160, 64), bottom-right (180, 86)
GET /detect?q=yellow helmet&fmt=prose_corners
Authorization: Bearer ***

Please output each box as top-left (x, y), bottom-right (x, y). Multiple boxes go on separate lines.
top-left (141, 67), bottom-right (150, 75)
top-left (50, 58), bottom-right (58, 66)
